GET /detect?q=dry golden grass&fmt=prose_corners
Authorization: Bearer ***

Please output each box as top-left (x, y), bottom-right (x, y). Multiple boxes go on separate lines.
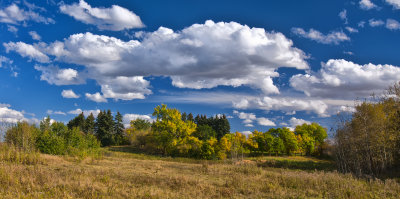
top-left (0, 147), bottom-right (399, 198)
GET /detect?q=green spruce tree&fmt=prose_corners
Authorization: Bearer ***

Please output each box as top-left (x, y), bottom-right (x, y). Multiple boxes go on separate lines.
top-left (114, 111), bottom-right (125, 145)
top-left (84, 113), bottom-right (95, 134)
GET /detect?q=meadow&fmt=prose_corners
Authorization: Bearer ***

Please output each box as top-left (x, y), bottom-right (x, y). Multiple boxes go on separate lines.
top-left (0, 145), bottom-right (399, 199)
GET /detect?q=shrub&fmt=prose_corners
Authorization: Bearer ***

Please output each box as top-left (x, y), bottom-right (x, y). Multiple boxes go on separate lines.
top-left (5, 120), bottom-right (101, 158)
top-left (36, 131), bottom-right (66, 155)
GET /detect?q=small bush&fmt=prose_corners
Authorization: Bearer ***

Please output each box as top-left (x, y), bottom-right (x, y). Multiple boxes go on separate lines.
top-left (36, 131), bottom-right (66, 155)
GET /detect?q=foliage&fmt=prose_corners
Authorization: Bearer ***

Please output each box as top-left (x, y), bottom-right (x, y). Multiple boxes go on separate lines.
top-left (192, 124), bottom-right (216, 141)
top-left (268, 128), bottom-right (299, 155)
top-left (67, 112), bottom-right (85, 131)
top-left (194, 114), bottom-right (230, 140)
top-left (5, 121), bottom-right (38, 152)
top-left (36, 121), bottom-right (101, 156)
top-left (5, 119), bottom-right (101, 158)
top-left (295, 123), bottom-right (327, 156)
top-left (122, 104), bottom-right (328, 160)
top-left (84, 113), bottom-right (95, 134)
top-left (223, 132), bottom-right (247, 160)
top-left (335, 82), bottom-right (400, 177)
top-left (67, 110), bottom-right (129, 147)
top-left (114, 112), bottom-right (127, 145)
top-left (150, 104), bottom-right (197, 155)
top-left (130, 118), bottom-right (152, 131)
top-left (95, 110), bottom-right (115, 146)
top-left (36, 128), bottom-right (66, 155)
top-left (335, 101), bottom-right (398, 177)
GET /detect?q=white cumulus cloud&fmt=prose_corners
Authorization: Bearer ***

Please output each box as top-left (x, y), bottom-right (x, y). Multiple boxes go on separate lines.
top-left (0, 103), bottom-right (38, 124)
top-left (257, 117), bottom-right (276, 126)
top-left (345, 27), bottom-right (359, 33)
top-left (233, 110), bottom-right (256, 124)
top-left (68, 108), bottom-right (101, 117)
top-left (233, 110), bottom-right (276, 127)
top-left (85, 92), bottom-right (107, 103)
top-left (386, 0), bottom-right (400, 9)
top-left (339, 9), bottom-right (348, 24)
top-left (386, 19), bottom-right (400, 30)
top-left (359, 0), bottom-right (378, 10)
top-left (46, 110), bottom-right (66, 115)
top-left (7, 25), bottom-right (18, 34)
top-left (241, 131), bottom-right (253, 136)
top-left (60, 0), bottom-right (144, 31)
top-left (0, 3), bottom-right (54, 25)
top-left (0, 56), bottom-right (13, 68)
top-left (0, 106), bottom-right (25, 123)
top-left (291, 28), bottom-right (350, 44)
top-left (289, 117), bottom-right (311, 129)
top-left (34, 65), bottom-right (84, 85)
top-left (369, 19), bottom-right (385, 27)
top-left (29, 31), bottom-right (41, 40)
top-left (99, 76), bottom-right (152, 100)
top-left (4, 42), bottom-right (49, 63)
top-left (8, 20), bottom-right (309, 100)
top-left (61, 89), bottom-right (80, 99)
top-left (123, 113), bottom-right (153, 127)
top-left (233, 97), bottom-right (329, 117)
top-left (290, 59), bottom-right (400, 100)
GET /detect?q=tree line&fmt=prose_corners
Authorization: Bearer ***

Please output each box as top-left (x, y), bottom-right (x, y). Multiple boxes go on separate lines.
top-left (3, 104), bottom-right (328, 160)
top-left (126, 104), bottom-right (327, 159)
top-left (335, 83), bottom-right (400, 177)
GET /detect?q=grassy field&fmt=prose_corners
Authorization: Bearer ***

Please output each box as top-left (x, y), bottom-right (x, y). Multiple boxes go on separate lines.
top-left (0, 146), bottom-right (399, 198)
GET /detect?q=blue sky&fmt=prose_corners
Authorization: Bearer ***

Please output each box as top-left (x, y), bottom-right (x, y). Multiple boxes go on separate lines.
top-left (0, 0), bottom-right (400, 135)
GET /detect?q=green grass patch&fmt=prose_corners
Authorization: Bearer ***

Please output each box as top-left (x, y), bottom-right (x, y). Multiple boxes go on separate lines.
top-left (250, 156), bottom-right (336, 171)
top-left (107, 145), bottom-right (231, 165)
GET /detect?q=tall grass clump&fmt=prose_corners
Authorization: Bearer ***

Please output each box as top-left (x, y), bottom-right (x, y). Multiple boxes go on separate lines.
top-left (0, 143), bottom-right (41, 165)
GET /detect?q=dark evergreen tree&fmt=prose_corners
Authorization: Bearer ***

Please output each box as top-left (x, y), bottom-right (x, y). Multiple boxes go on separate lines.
top-left (187, 113), bottom-right (194, 121)
top-left (95, 110), bottom-right (115, 146)
top-left (95, 110), bottom-right (105, 144)
top-left (192, 125), bottom-right (216, 141)
top-left (181, 112), bottom-right (187, 122)
top-left (215, 114), bottom-right (230, 140)
top-left (84, 113), bottom-right (95, 134)
top-left (105, 110), bottom-right (115, 145)
top-left (131, 118), bottom-right (152, 130)
top-left (194, 114), bottom-right (200, 124)
top-left (194, 114), bottom-right (230, 140)
top-left (114, 111), bottom-right (125, 145)
top-left (67, 112), bottom-right (85, 131)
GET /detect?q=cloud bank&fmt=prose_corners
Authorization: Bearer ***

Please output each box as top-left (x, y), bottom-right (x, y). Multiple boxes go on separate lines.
top-left (6, 20), bottom-right (309, 101)
top-left (290, 59), bottom-right (400, 99)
